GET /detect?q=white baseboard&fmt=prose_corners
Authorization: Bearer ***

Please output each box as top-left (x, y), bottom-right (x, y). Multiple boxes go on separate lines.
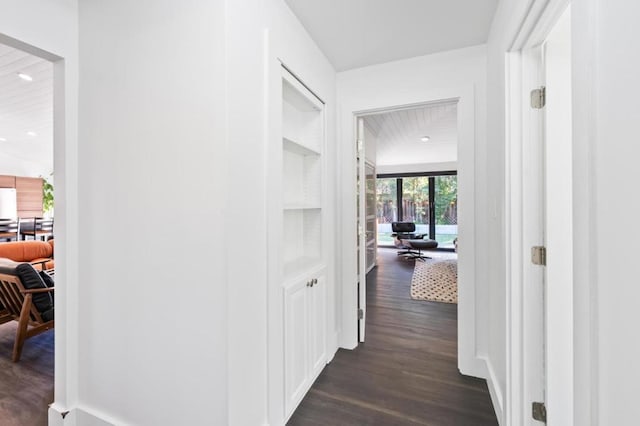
top-left (48, 403), bottom-right (71, 426)
top-left (327, 331), bottom-right (340, 362)
top-left (49, 404), bottom-right (120, 426)
top-left (483, 357), bottom-right (504, 426)
top-left (459, 354), bottom-right (488, 379)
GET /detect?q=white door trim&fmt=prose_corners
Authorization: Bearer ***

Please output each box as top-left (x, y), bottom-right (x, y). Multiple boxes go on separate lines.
top-left (0, 31), bottom-right (79, 425)
top-left (504, 1), bottom-right (574, 425)
top-left (337, 85), bottom-right (482, 377)
top-left (356, 117), bottom-right (366, 342)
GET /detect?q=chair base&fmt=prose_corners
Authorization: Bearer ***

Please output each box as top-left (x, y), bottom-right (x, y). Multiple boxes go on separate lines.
top-left (395, 238), bottom-right (438, 261)
top-left (397, 249), bottom-right (432, 261)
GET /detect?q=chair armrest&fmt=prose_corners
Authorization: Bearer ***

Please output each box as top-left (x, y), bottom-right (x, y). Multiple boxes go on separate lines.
top-left (30, 259), bottom-right (52, 267)
top-left (22, 287), bottom-right (55, 294)
top-left (414, 234), bottom-right (427, 239)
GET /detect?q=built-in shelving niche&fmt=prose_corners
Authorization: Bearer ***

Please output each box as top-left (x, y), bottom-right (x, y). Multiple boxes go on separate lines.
top-left (281, 74), bottom-right (323, 282)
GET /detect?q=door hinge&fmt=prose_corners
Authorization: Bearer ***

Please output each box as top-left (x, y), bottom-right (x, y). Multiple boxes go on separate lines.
top-left (358, 309), bottom-right (364, 320)
top-left (531, 86), bottom-right (546, 109)
top-left (532, 401), bottom-right (547, 423)
top-left (531, 246), bottom-right (547, 266)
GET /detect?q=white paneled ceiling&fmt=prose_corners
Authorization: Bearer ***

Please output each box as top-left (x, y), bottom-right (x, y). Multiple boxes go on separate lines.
top-left (0, 43), bottom-right (53, 176)
top-left (365, 102), bottom-right (457, 167)
top-left (285, 0), bottom-right (498, 71)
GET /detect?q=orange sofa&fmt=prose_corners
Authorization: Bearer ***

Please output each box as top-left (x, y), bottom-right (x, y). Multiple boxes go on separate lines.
top-left (0, 240), bottom-right (54, 270)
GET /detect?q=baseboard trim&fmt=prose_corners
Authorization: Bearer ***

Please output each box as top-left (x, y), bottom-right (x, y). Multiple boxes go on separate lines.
top-left (48, 404), bottom-right (121, 426)
top-left (459, 353), bottom-right (488, 379)
top-left (327, 331), bottom-right (340, 362)
top-left (48, 403), bottom-right (71, 426)
top-left (482, 357), bottom-right (504, 426)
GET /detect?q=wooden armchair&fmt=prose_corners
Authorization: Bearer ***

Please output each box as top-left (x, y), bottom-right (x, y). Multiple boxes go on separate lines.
top-left (0, 263), bottom-right (54, 362)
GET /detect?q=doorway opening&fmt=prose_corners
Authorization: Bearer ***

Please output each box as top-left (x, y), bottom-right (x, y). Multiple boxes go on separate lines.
top-left (0, 34), bottom-right (65, 425)
top-left (340, 85), bottom-right (480, 377)
top-left (354, 99), bottom-right (464, 347)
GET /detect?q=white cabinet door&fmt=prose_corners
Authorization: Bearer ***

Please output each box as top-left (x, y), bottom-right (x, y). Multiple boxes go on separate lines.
top-left (308, 275), bottom-right (326, 379)
top-left (284, 279), bottom-right (309, 415)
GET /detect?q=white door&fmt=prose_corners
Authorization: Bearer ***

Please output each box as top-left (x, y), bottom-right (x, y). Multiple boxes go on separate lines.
top-left (522, 44), bottom-right (547, 424)
top-left (356, 117), bottom-right (367, 341)
top-left (508, 5), bottom-right (573, 425)
top-left (542, 7), bottom-right (573, 425)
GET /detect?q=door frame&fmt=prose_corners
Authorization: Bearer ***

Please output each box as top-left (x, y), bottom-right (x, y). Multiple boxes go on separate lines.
top-left (338, 85), bottom-right (482, 377)
top-left (504, 0), bottom-right (573, 424)
top-left (356, 117), bottom-right (366, 342)
top-left (0, 31), bottom-right (77, 424)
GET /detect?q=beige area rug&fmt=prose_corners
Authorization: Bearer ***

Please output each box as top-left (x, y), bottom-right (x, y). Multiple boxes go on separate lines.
top-left (410, 259), bottom-right (458, 304)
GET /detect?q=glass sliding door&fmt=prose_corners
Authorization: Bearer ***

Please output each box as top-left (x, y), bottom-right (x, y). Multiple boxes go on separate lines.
top-left (375, 178), bottom-right (398, 246)
top-left (400, 176), bottom-right (430, 237)
top-left (434, 175), bottom-right (458, 248)
top-left (375, 172), bottom-right (457, 250)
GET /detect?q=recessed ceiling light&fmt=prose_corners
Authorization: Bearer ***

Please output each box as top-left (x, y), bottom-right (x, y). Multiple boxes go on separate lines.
top-left (420, 136), bottom-right (431, 142)
top-left (26, 131), bottom-right (37, 137)
top-left (0, 137), bottom-right (6, 142)
top-left (17, 72), bottom-right (33, 82)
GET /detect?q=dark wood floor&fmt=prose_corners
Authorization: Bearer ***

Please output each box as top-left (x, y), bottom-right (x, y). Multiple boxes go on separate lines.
top-left (288, 248), bottom-right (498, 426)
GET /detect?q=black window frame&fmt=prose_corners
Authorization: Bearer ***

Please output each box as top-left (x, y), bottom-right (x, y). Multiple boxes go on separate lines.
top-left (377, 170), bottom-right (457, 252)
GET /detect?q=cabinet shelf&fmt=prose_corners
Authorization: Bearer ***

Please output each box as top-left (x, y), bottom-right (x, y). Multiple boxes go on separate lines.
top-left (283, 137), bottom-right (320, 156)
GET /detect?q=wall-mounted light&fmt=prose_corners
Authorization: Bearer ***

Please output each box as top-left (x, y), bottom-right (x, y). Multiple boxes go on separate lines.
top-left (26, 131), bottom-right (37, 137)
top-left (17, 72), bottom-right (33, 82)
top-left (420, 136), bottom-right (431, 142)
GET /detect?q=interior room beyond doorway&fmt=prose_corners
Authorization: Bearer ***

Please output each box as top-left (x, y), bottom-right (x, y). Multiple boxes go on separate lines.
top-left (376, 172), bottom-right (458, 249)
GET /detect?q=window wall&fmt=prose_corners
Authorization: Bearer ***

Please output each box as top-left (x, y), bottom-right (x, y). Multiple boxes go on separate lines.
top-left (376, 172), bottom-right (457, 249)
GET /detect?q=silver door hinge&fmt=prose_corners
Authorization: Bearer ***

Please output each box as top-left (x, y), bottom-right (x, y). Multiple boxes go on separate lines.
top-left (532, 401), bottom-right (547, 423)
top-left (531, 246), bottom-right (547, 266)
top-left (358, 309), bottom-right (364, 320)
top-left (531, 86), bottom-right (546, 109)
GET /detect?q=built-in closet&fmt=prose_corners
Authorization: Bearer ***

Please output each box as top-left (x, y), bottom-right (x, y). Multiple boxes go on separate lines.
top-left (272, 67), bottom-right (327, 420)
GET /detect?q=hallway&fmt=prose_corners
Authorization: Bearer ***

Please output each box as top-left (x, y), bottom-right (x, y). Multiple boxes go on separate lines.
top-left (288, 248), bottom-right (497, 425)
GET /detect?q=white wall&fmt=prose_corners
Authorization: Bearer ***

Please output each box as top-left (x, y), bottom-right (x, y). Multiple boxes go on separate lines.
top-left (336, 45), bottom-right (489, 381)
top-left (586, 1), bottom-right (640, 424)
top-left (0, 1), bottom-right (79, 424)
top-left (77, 1), bottom-right (228, 424)
top-left (73, 1), bottom-right (336, 425)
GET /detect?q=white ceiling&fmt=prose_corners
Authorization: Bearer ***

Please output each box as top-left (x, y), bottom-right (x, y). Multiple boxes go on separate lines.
top-left (0, 43), bottom-right (53, 177)
top-left (364, 102), bottom-right (457, 167)
top-left (284, 0), bottom-right (498, 71)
